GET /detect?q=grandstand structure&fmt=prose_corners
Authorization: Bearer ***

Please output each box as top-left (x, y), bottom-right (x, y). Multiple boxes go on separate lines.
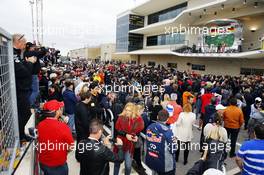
top-left (116, 0), bottom-right (264, 75)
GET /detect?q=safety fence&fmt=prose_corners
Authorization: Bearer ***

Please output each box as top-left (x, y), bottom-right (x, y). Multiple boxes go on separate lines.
top-left (0, 27), bottom-right (20, 175)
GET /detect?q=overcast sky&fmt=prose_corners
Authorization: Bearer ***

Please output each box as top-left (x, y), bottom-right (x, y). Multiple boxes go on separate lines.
top-left (0, 0), bottom-right (147, 55)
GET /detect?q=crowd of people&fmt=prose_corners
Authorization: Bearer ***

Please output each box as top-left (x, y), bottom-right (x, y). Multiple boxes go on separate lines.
top-left (11, 33), bottom-right (264, 175)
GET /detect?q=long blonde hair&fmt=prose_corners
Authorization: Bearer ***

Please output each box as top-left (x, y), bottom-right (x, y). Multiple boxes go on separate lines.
top-left (119, 102), bottom-right (137, 118)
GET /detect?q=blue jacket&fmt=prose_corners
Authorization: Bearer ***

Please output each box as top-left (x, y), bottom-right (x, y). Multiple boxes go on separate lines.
top-left (145, 122), bottom-right (176, 173)
top-left (63, 89), bottom-right (77, 115)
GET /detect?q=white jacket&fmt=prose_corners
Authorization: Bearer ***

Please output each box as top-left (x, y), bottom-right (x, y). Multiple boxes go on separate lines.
top-left (172, 112), bottom-right (196, 142)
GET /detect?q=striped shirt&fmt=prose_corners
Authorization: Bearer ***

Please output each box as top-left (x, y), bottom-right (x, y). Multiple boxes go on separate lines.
top-left (237, 139), bottom-right (264, 175)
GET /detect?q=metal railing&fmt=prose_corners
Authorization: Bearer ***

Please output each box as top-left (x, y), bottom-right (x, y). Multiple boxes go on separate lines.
top-left (171, 40), bottom-right (262, 54)
top-left (0, 27), bottom-right (20, 175)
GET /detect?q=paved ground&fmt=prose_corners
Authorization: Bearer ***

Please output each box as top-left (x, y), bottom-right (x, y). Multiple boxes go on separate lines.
top-left (16, 119), bottom-right (247, 175)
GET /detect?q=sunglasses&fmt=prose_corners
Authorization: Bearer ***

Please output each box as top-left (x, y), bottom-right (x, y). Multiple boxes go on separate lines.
top-left (18, 34), bottom-right (25, 41)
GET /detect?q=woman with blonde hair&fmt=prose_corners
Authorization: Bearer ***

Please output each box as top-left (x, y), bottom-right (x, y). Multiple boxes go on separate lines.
top-left (114, 103), bottom-right (144, 175)
top-left (161, 94), bottom-right (171, 109)
top-left (202, 113), bottom-right (228, 171)
top-left (172, 103), bottom-right (196, 165)
top-left (149, 96), bottom-right (163, 121)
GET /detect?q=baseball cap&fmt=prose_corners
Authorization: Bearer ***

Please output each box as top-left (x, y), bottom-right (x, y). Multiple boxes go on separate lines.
top-left (43, 100), bottom-right (64, 111)
top-left (203, 169), bottom-right (224, 175)
top-left (255, 97), bottom-right (262, 103)
top-left (25, 42), bottom-right (36, 49)
top-left (49, 73), bottom-right (57, 79)
top-left (215, 104), bottom-right (226, 110)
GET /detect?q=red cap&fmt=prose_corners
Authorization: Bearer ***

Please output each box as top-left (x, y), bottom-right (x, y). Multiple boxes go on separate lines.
top-left (43, 100), bottom-right (64, 111)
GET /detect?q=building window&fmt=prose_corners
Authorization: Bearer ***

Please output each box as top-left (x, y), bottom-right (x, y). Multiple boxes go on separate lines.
top-left (192, 64), bottom-right (205, 71)
top-left (167, 63), bottom-right (177, 68)
top-left (128, 33), bottom-right (143, 52)
top-left (129, 14), bottom-right (144, 30)
top-left (148, 61), bottom-right (156, 67)
top-left (131, 60), bottom-right (136, 64)
top-left (240, 68), bottom-right (264, 75)
top-left (148, 2), bottom-right (187, 25)
top-left (147, 33), bottom-right (185, 46)
top-left (116, 14), bottom-right (144, 52)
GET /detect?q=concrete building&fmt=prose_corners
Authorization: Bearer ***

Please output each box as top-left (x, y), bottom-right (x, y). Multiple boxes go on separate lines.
top-left (69, 44), bottom-right (134, 62)
top-left (69, 46), bottom-right (101, 60)
top-left (116, 0), bottom-right (264, 75)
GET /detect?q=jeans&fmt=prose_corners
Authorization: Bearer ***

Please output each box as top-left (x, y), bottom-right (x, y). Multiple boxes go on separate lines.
top-left (114, 151), bottom-right (132, 175)
top-left (225, 128), bottom-right (240, 156)
top-left (29, 75), bottom-right (39, 107)
top-left (40, 163), bottom-right (68, 175)
top-left (67, 114), bottom-right (76, 134)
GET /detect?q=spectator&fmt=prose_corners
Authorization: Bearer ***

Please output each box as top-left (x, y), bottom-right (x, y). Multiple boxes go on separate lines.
top-left (243, 89), bottom-right (254, 130)
top-left (62, 79), bottom-right (77, 135)
top-left (223, 98), bottom-right (244, 157)
top-left (77, 119), bottom-right (124, 175)
top-left (74, 90), bottom-right (92, 160)
top-left (145, 109), bottom-right (176, 175)
top-left (37, 100), bottom-right (74, 175)
top-left (200, 97), bottom-right (217, 150)
top-left (161, 94), bottom-right (170, 109)
top-left (247, 107), bottom-right (264, 139)
top-left (166, 93), bottom-right (183, 125)
top-left (149, 96), bottom-right (163, 122)
top-left (88, 82), bottom-right (103, 119)
top-left (182, 86), bottom-right (194, 106)
top-left (200, 88), bottom-right (214, 129)
top-left (236, 124), bottom-right (264, 175)
top-left (203, 113), bottom-right (228, 170)
top-left (13, 34), bottom-right (36, 142)
top-left (133, 104), bottom-right (148, 174)
top-left (24, 42), bottom-right (46, 108)
top-left (172, 103), bottom-right (196, 165)
top-left (250, 97), bottom-right (262, 118)
top-left (114, 103), bottom-right (144, 175)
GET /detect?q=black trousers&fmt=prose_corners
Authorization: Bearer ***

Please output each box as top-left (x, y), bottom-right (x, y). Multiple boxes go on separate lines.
top-left (133, 147), bottom-right (143, 167)
top-left (17, 92), bottom-right (31, 141)
top-left (176, 140), bottom-right (190, 162)
top-left (225, 128), bottom-right (240, 155)
top-left (199, 124), bottom-right (206, 152)
top-left (157, 169), bottom-right (175, 175)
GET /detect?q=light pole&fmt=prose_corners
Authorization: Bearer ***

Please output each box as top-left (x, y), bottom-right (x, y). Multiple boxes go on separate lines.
top-left (40, 0), bottom-right (44, 45)
top-left (29, 0), bottom-right (35, 42)
top-left (35, 0), bottom-right (39, 45)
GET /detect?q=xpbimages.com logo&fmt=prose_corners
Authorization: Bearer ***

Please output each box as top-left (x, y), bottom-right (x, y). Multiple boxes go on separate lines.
top-left (165, 24), bottom-right (234, 37)
top-left (33, 141), bottom-right (101, 154)
top-left (104, 83), bottom-right (165, 95)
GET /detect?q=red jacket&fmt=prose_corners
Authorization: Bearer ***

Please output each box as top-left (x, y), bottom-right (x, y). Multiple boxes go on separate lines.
top-left (114, 116), bottom-right (144, 155)
top-left (201, 93), bottom-right (214, 114)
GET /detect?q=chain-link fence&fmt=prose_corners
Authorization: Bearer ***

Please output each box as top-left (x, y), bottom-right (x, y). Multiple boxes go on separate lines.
top-left (0, 27), bottom-right (20, 175)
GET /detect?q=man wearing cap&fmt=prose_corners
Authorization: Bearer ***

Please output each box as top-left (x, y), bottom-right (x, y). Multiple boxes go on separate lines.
top-left (24, 42), bottom-right (47, 108)
top-left (37, 100), bottom-right (74, 175)
top-left (250, 97), bottom-right (262, 118)
top-left (145, 110), bottom-right (176, 175)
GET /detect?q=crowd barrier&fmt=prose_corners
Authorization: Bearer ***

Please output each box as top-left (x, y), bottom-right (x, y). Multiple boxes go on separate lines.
top-left (0, 27), bottom-right (20, 175)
